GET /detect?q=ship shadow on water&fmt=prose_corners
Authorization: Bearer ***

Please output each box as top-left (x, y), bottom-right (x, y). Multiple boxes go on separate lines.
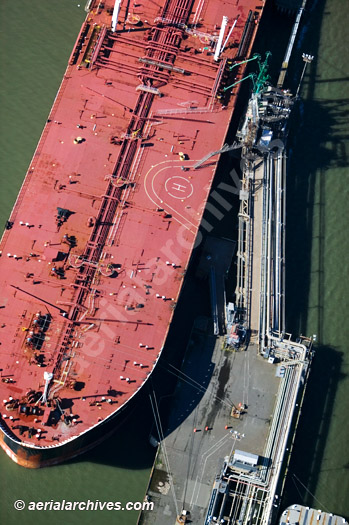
top-left (150, 333), bottom-right (217, 440)
top-left (68, 401), bottom-right (156, 470)
top-left (146, 258), bottom-right (215, 439)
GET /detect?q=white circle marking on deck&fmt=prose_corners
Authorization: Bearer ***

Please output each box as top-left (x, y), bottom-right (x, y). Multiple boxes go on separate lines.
top-left (165, 176), bottom-right (194, 199)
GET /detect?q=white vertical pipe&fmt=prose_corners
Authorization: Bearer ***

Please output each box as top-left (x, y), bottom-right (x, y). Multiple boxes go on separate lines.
top-left (220, 17), bottom-right (238, 55)
top-left (214, 16), bottom-right (228, 61)
top-left (112, 0), bottom-right (122, 32)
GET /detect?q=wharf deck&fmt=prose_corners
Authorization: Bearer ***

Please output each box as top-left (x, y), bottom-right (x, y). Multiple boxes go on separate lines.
top-left (139, 332), bottom-right (280, 525)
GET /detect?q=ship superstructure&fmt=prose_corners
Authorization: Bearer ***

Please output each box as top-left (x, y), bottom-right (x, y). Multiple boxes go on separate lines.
top-left (0, 0), bottom-right (264, 467)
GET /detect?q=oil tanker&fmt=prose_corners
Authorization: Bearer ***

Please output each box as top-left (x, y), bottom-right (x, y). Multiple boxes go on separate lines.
top-left (0, 0), bottom-right (264, 468)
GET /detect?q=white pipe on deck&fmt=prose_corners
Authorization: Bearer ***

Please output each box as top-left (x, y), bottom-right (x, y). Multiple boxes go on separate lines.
top-left (112, 0), bottom-right (122, 32)
top-left (220, 17), bottom-right (238, 56)
top-left (214, 16), bottom-right (229, 61)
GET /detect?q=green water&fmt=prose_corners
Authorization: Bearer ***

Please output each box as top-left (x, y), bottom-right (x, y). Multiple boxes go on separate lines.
top-left (0, 0), bottom-right (348, 523)
top-left (0, 1), bottom-right (84, 216)
top-left (282, 0), bottom-right (349, 516)
top-left (0, 2), bottom-right (153, 525)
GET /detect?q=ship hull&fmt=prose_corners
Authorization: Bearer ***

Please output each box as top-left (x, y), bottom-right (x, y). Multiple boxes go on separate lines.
top-left (0, 388), bottom-right (135, 468)
top-left (0, 0), bottom-right (265, 467)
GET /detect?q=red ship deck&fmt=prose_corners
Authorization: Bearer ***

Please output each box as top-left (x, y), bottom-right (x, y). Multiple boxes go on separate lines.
top-left (0, 0), bottom-right (263, 464)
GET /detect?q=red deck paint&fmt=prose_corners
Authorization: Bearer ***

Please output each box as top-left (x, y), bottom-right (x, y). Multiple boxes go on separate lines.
top-left (0, 0), bottom-right (264, 467)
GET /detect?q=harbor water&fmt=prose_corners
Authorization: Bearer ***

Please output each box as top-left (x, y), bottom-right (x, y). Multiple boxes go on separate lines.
top-left (0, 0), bottom-right (348, 523)
top-left (281, 0), bottom-right (349, 516)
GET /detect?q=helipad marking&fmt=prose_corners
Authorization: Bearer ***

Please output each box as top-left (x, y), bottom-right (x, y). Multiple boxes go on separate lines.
top-left (165, 176), bottom-right (194, 199)
top-left (143, 159), bottom-right (214, 235)
top-left (143, 160), bottom-right (197, 233)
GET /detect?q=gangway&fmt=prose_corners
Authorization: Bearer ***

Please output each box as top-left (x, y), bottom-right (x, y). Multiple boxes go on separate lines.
top-left (193, 142), bottom-right (241, 170)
